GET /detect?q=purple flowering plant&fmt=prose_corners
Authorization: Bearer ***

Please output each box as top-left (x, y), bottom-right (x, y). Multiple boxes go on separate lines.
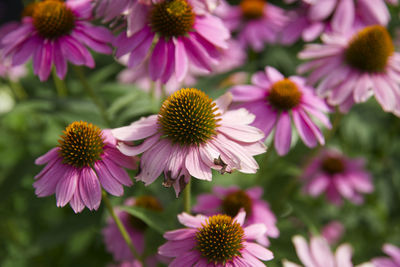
top-left (1, 0), bottom-right (400, 266)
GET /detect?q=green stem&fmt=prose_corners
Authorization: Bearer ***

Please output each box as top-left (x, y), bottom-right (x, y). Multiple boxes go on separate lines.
top-left (325, 108), bottom-right (343, 142)
top-left (183, 179), bottom-right (192, 214)
top-left (73, 66), bottom-right (111, 126)
top-left (8, 79), bottom-right (27, 101)
top-left (102, 191), bottom-right (143, 262)
top-left (52, 68), bottom-right (68, 97)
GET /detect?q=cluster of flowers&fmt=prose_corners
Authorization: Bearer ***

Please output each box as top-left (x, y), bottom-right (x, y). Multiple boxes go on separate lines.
top-left (1, 0), bottom-right (399, 265)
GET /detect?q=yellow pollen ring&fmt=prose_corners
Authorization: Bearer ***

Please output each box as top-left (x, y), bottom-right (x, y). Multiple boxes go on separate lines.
top-left (158, 88), bottom-right (221, 146)
top-left (32, 0), bottom-right (75, 39)
top-left (240, 0), bottom-right (265, 19)
top-left (345, 25), bottom-right (394, 73)
top-left (267, 78), bottom-right (302, 110)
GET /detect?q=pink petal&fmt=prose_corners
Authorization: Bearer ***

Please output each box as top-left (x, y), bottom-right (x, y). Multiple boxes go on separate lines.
top-left (274, 112), bottom-right (292, 156)
top-left (158, 239), bottom-right (196, 257)
top-left (163, 228), bottom-right (197, 240)
top-left (53, 39), bottom-right (67, 79)
top-left (234, 209), bottom-right (246, 225)
top-left (244, 242), bottom-right (274, 261)
top-left (244, 224), bottom-right (267, 240)
top-left (292, 235), bottom-right (317, 267)
top-left (218, 124), bottom-right (264, 143)
top-left (161, 40), bottom-right (175, 83)
top-left (115, 27), bottom-right (151, 58)
top-left (70, 191), bottom-right (85, 213)
top-left (177, 212), bottom-right (207, 228)
top-left (56, 168), bottom-right (79, 207)
top-left (95, 161), bottom-right (124, 196)
top-left (334, 243), bottom-right (353, 267)
top-left (230, 85), bottom-right (267, 102)
top-left (149, 38), bottom-right (167, 81)
top-left (111, 115), bottom-right (158, 141)
top-left (331, 0), bottom-right (355, 33)
top-left (307, 175), bottom-right (330, 196)
top-left (78, 167), bottom-right (101, 210)
top-left (185, 147), bottom-right (212, 181)
top-left (35, 147), bottom-right (59, 165)
top-left (103, 157), bottom-right (133, 186)
top-left (310, 236), bottom-right (335, 267)
top-left (127, 32), bottom-right (153, 68)
top-left (174, 38), bottom-right (188, 82)
top-left (292, 110), bottom-right (318, 148)
top-left (34, 160), bottom-right (66, 197)
top-left (383, 244), bottom-right (400, 264)
top-left (308, 0), bottom-right (336, 21)
top-left (265, 66), bottom-right (284, 83)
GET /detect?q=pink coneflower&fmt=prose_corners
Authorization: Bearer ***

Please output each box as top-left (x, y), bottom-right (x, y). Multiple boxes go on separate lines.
top-left (281, 0), bottom-right (395, 44)
top-left (103, 196), bottom-right (163, 262)
top-left (282, 235), bottom-right (354, 267)
top-left (193, 186), bottom-right (279, 246)
top-left (372, 244), bottom-right (400, 267)
top-left (113, 0), bottom-right (230, 84)
top-left (230, 66), bottom-right (331, 156)
top-left (112, 88), bottom-right (266, 196)
top-left (321, 221), bottom-right (344, 245)
top-left (34, 121), bottom-right (136, 213)
top-left (1, 0), bottom-right (113, 81)
top-left (158, 210), bottom-right (273, 266)
top-left (302, 149), bottom-right (373, 205)
top-left (216, 0), bottom-right (287, 51)
top-left (298, 25), bottom-right (400, 115)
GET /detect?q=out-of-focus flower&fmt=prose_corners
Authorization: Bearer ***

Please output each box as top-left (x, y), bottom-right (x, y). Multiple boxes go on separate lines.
top-left (301, 149), bottom-right (373, 205)
top-left (216, 0), bottom-right (287, 51)
top-left (230, 66), bottom-right (331, 156)
top-left (0, 23), bottom-right (27, 81)
top-left (1, 0), bottom-right (113, 81)
top-left (103, 196), bottom-right (163, 262)
top-left (112, 88), bottom-right (266, 196)
top-left (34, 121), bottom-right (136, 213)
top-left (158, 210), bottom-right (274, 266)
top-left (282, 235), bottom-right (354, 267)
top-left (299, 25), bottom-right (400, 116)
top-left (212, 39), bottom-right (247, 74)
top-left (193, 186), bottom-right (279, 246)
top-left (321, 221), bottom-right (344, 245)
top-left (113, 0), bottom-right (230, 84)
top-left (372, 244), bottom-right (400, 267)
top-left (281, 0), bottom-right (395, 44)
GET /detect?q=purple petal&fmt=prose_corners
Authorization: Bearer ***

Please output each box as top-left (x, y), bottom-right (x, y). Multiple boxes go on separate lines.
top-left (331, 0), bottom-right (355, 33)
top-left (185, 147), bottom-right (212, 181)
top-left (274, 112), bottom-right (292, 156)
top-left (35, 147), bottom-right (59, 165)
top-left (149, 38), bottom-right (167, 80)
top-left (78, 167), bottom-right (101, 210)
top-left (55, 168), bottom-right (79, 207)
top-left (103, 157), bottom-right (133, 186)
top-left (95, 161), bottom-right (124, 196)
top-left (244, 242), bottom-right (274, 261)
top-left (174, 37), bottom-right (188, 82)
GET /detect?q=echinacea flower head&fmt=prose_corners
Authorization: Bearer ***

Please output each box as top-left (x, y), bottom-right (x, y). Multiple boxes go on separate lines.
top-left (283, 235), bottom-right (354, 267)
top-left (216, 0), bottom-right (287, 51)
top-left (113, 0), bottom-right (230, 84)
top-left (193, 186), bottom-right (279, 246)
top-left (112, 88), bottom-right (266, 196)
top-left (372, 244), bottom-right (400, 267)
top-left (158, 210), bottom-right (274, 266)
top-left (1, 0), bottom-right (113, 81)
top-left (302, 149), bottom-right (373, 205)
top-left (103, 196), bottom-right (163, 261)
top-left (299, 25), bottom-right (400, 116)
top-left (34, 121), bottom-right (136, 213)
top-left (230, 66), bottom-right (331, 156)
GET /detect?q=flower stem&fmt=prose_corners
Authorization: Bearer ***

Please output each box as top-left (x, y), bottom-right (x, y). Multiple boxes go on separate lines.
top-left (52, 68), bottom-right (68, 97)
top-left (8, 79), bottom-right (27, 101)
top-left (102, 190), bottom-right (143, 262)
top-left (325, 108), bottom-right (343, 142)
top-left (183, 178), bottom-right (192, 214)
top-left (73, 65), bottom-right (111, 127)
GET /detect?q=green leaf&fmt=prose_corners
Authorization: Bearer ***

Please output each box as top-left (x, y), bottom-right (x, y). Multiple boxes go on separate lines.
top-left (120, 206), bottom-right (170, 234)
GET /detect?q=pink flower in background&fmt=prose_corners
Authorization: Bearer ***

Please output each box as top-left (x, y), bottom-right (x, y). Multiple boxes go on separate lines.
top-left (113, 0), bottom-right (230, 84)
top-left (103, 196), bottom-right (163, 262)
top-left (1, 0), bottom-right (113, 81)
top-left (230, 66), bottom-right (331, 156)
top-left (281, 0), bottom-right (395, 44)
top-left (193, 186), bottom-right (279, 246)
top-left (216, 0), bottom-right (287, 51)
top-left (372, 244), bottom-right (400, 267)
top-left (112, 88), bottom-right (266, 196)
top-left (283, 235), bottom-right (354, 267)
top-left (298, 25), bottom-right (400, 116)
top-left (158, 210), bottom-right (274, 266)
top-left (34, 121), bottom-right (136, 213)
top-left (302, 149), bottom-right (373, 205)
top-left (321, 221), bottom-right (344, 245)
top-left (211, 39), bottom-right (247, 74)
top-left (0, 22), bottom-right (27, 81)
